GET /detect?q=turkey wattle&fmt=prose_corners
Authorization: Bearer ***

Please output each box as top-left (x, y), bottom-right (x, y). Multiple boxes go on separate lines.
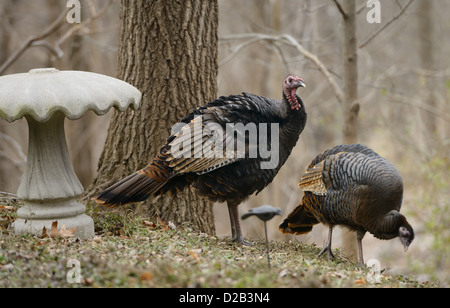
top-left (279, 144), bottom-right (414, 265)
top-left (97, 75), bottom-right (307, 244)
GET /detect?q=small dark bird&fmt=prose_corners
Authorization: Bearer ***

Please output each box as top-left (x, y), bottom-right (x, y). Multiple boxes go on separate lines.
top-left (279, 144), bottom-right (414, 265)
top-left (97, 75), bottom-right (307, 244)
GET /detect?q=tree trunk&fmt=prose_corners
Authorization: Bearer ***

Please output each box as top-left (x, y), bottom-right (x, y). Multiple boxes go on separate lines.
top-left (85, 0), bottom-right (218, 235)
top-left (340, 0), bottom-right (359, 260)
top-left (418, 0), bottom-right (438, 156)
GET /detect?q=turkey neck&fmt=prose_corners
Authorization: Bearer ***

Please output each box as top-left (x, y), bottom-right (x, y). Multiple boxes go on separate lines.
top-left (277, 93), bottom-right (307, 165)
top-left (369, 210), bottom-right (409, 240)
top-left (281, 93), bottom-right (307, 143)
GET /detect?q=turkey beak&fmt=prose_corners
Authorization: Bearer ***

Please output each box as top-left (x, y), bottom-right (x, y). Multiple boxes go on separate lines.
top-left (399, 226), bottom-right (412, 252)
top-left (296, 80), bottom-right (306, 88)
top-left (401, 238), bottom-right (410, 252)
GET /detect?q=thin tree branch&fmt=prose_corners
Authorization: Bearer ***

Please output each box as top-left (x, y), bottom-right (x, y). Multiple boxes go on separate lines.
top-left (0, 7), bottom-right (70, 75)
top-left (220, 33), bottom-right (344, 104)
top-left (0, 0), bottom-right (112, 75)
top-left (0, 191), bottom-right (21, 201)
top-left (56, 0), bottom-right (113, 47)
top-left (359, 0), bottom-right (415, 49)
top-left (0, 191), bottom-right (18, 197)
top-left (30, 41), bottom-right (64, 58)
top-left (356, 2), bottom-right (368, 14)
top-left (0, 151), bottom-right (25, 168)
top-left (388, 93), bottom-right (450, 123)
top-left (0, 132), bottom-right (26, 163)
top-left (332, 0), bottom-right (348, 19)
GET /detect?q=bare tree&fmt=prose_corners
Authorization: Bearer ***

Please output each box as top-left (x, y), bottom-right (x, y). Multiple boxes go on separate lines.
top-left (334, 0), bottom-right (359, 259)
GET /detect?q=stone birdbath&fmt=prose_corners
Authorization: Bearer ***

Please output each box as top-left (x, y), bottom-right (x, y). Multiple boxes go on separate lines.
top-left (0, 68), bottom-right (141, 239)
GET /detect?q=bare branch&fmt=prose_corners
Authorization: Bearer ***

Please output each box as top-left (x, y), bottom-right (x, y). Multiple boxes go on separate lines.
top-left (220, 33), bottom-right (344, 104)
top-left (0, 191), bottom-right (21, 202)
top-left (0, 0), bottom-right (113, 75)
top-left (56, 0), bottom-right (113, 47)
top-left (30, 41), bottom-right (64, 58)
top-left (388, 93), bottom-right (450, 123)
top-left (0, 191), bottom-right (18, 197)
top-left (332, 0), bottom-right (348, 19)
top-left (359, 0), bottom-right (415, 49)
top-left (356, 2), bottom-right (368, 14)
top-left (0, 7), bottom-right (70, 75)
top-left (0, 132), bottom-right (26, 163)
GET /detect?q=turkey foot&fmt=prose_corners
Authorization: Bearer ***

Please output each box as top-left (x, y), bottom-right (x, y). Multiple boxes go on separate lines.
top-left (318, 245), bottom-right (335, 259)
top-left (231, 236), bottom-right (253, 246)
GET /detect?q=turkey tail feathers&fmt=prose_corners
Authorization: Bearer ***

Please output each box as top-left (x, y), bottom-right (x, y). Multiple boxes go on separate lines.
top-left (96, 172), bottom-right (167, 206)
top-left (278, 200), bottom-right (319, 235)
top-left (278, 220), bottom-right (313, 235)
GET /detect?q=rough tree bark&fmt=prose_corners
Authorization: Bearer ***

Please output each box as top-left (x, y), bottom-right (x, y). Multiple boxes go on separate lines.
top-left (86, 0), bottom-right (218, 235)
top-left (340, 0), bottom-right (359, 260)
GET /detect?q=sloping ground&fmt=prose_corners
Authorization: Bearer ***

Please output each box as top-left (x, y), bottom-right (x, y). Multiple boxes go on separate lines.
top-left (0, 211), bottom-right (435, 288)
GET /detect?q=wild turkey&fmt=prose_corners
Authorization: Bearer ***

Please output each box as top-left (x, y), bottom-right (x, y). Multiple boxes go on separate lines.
top-left (97, 75), bottom-right (307, 244)
top-left (279, 144), bottom-right (414, 265)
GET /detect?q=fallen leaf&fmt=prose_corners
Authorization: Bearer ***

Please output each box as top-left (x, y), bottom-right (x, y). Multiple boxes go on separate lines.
top-left (49, 221), bottom-right (59, 238)
top-left (168, 221), bottom-right (176, 230)
top-left (82, 277), bottom-right (94, 286)
top-left (37, 240), bottom-right (46, 246)
top-left (40, 221), bottom-right (76, 239)
top-left (157, 215), bottom-right (169, 231)
top-left (58, 225), bottom-right (77, 238)
top-left (41, 226), bottom-right (49, 239)
top-left (140, 272), bottom-right (153, 282)
top-left (278, 269), bottom-right (289, 278)
top-left (93, 235), bottom-right (103, 242)
top-left (189, 249), bottom-right (201, 260)
top-left (355, 278), bottom-right (366, 285)
top-left (0, 263), bottom-right (14, 270)
top-left (143, 220), bottom-right (156, 229)
top-left (0, 205), bottom-right (15, 211)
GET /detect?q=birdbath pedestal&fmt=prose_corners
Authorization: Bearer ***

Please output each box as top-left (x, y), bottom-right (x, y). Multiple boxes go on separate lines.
top-left (0, 68), bottom-right (142, 239)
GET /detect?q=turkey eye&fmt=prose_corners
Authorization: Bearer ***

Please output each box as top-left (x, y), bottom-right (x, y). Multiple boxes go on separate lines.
top-left (288, 78), bottom-right (293, 84)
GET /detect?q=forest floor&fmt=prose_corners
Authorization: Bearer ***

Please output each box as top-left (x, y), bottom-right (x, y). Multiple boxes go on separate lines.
top-left (0, 202), bottom-right (436, 288)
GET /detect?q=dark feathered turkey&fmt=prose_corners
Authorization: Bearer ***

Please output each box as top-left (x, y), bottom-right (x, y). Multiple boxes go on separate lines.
top-left (279, 144), bottom-right (414, 265)
top-left (97, 75), bottom-right (307, 244)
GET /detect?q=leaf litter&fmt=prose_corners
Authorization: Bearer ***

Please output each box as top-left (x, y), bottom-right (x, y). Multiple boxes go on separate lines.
top-left (0, 207), bottom-right (436, 288)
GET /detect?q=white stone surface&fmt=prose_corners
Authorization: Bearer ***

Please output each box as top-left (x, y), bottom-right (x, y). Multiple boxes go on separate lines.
top-left (0, 68), bottom-right (141, 122)
top-left (0, 68), bottom-right (142, 239)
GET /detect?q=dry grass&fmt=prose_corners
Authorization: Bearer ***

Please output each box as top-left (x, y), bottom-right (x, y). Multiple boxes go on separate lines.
top-left (0, 202), bottom-right (436, 288)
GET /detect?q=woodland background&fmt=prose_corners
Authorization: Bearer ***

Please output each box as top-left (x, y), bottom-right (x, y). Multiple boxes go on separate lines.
top-left (0, 0), bottom-right (448, 286)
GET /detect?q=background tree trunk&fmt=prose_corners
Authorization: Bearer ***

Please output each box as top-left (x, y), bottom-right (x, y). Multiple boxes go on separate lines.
top-left (418, 0), bottom-right (438, 156)
top-left (85, 0), bottom-right (218, 235)
top-left (340, 0), bottom-right (359, 260)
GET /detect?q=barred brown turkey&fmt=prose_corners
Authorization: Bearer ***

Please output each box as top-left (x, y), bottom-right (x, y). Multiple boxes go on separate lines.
top-left (97, 75), bottom-right (307, 244)
top-left (279, 144), bottom-right (414, 265)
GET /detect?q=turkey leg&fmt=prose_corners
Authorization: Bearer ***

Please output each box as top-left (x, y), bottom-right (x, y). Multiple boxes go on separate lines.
top-left (227, 201), bottom-right (251, 245)
top-left (356, 230), bottom-right (366, 266)
top-left (318, 225), bottom-right (335, 259)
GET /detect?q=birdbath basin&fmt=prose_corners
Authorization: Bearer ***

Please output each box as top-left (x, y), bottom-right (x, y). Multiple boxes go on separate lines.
top-left (0, 68), bottom-right (142, 239)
